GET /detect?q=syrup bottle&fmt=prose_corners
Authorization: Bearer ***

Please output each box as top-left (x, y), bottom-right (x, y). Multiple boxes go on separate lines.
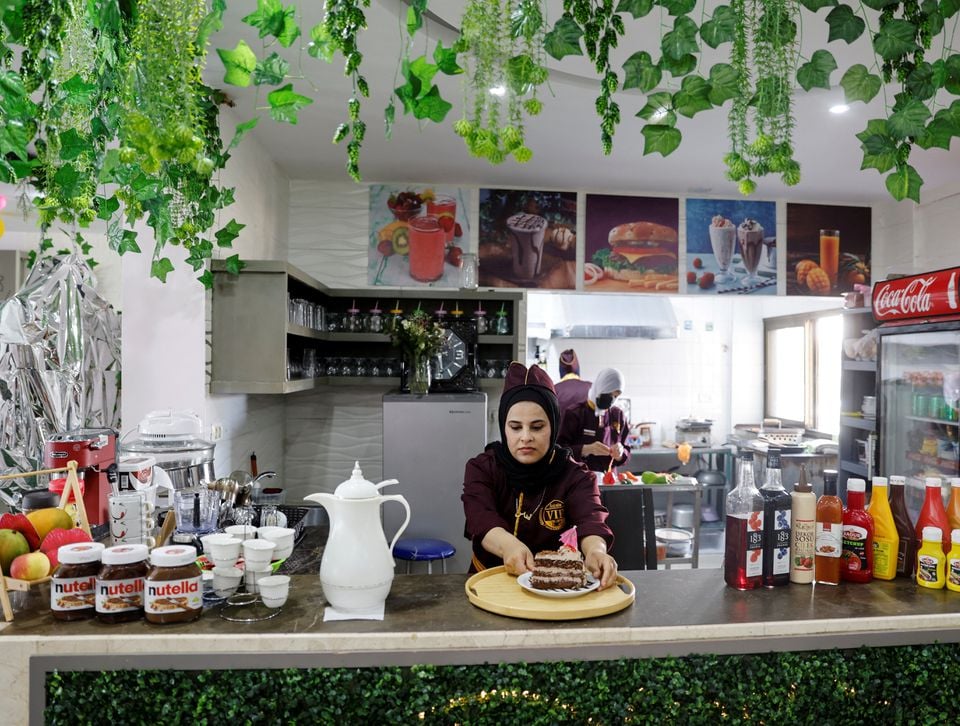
top-left (815, 469), bottom-right (843, 586)
top-left (915, 477), bottom-right (951, 555)
top-left (841, 478), bottom-right (874, 583)
top-left (888, 475), bottom-right (916, 578)
top-left (760, 449), bottom-right (791, 587)
top-left (724, 451), bottom-right (764, 590)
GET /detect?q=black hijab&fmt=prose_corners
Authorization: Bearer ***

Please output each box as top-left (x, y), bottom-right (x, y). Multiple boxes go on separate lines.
top-left (490, 362), bottom-right (571, 495)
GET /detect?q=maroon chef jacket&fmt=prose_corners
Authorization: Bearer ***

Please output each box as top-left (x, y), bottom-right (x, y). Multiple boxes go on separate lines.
top-left (557, 401), bottom-right (631, 472)
top-left (555, 374), bottom-right (592, 416)
top-left (462, 449), bottom-right (614, 572)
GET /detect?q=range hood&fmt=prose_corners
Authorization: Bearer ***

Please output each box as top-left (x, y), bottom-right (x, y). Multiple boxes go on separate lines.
top-left (528, 292), bottom-right (678, 340)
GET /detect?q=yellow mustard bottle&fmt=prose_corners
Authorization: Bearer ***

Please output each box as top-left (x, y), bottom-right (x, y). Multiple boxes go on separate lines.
top-left (870, 477), bottom-right (899, 580)
top-left (947, 529), bottom-right (960, 593)
top-left (917, 526), bottom-right (946, 589)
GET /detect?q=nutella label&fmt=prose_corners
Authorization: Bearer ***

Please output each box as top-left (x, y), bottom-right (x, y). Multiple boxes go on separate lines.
top-left (145, 576), bottom-right (202, 614)
top-left (96, 576), bottom-right (144, 613)
top-left (51, 576), bottom-right (97, 611)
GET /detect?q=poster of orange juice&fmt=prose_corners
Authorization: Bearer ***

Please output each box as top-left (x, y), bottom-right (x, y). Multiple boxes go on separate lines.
top-left (786, 203), bottom-right (871, 296)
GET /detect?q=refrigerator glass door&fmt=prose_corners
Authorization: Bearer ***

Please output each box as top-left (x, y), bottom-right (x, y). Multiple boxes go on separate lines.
top-left (879, 329), bottom-right (960, 518)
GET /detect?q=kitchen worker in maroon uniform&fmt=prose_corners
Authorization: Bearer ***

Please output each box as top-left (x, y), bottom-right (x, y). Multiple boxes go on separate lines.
top-left (554, 348), bottom-right (592, 416)
top-left (557, 368), bottom-right (631, 475)
top-left (462, 362), bottom-right (617, 589)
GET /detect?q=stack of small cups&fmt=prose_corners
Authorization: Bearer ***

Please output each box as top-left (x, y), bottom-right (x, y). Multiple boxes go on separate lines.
top-left (200, 526), bottom-right (294, 607)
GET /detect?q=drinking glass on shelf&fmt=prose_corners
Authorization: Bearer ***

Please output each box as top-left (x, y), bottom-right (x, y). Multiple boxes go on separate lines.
top-left (383, 358), bottom-right (398, 377)
top-left (326, 357), bottom-right (339, 377)
top-left (369, 358), bottom-right (382, 377)
top-left (326, 313), bottom-right (341, 333)
top-left (482, 360), bottom-right (497, 379)
top-left (302, 349), bottom-right (317, 378)
top-left (499, 360), bottom-right (510, 379)
top-left (340, 358), bottom-right (353, 377)
top-left (355, 357), bottom-right (369, 377)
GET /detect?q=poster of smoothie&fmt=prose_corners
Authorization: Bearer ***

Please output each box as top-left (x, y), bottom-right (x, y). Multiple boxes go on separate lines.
top-left (584, 194), bottom-right (679, 293)
top-left (785, 203), bottom-right (871, 296)
top-left (477, 188), bottom-right (577, 289)
top-left (685, 198), bottom-right (777, 295)
top-left (368, 185), bottom-right (470, 287)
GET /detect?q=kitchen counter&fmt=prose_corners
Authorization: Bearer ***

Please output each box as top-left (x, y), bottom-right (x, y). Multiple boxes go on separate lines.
top-left (5, 568), bottom-right (960, 723)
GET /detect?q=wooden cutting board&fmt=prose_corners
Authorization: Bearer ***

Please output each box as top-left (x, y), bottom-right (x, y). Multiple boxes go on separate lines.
top-left (465, 566), bottom-right (635, 621)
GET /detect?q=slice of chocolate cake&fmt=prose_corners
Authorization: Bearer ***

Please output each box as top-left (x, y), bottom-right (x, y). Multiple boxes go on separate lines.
top-left (530, 548), bottom-right (587, 590)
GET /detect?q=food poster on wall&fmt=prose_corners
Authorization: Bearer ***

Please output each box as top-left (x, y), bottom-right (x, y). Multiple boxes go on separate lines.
top-left (584, 194), bottom-right (679, 293)
top-left (685, 198), bottom-right (777, 295)
top-left (368, 185), bottom-right (470, 286)
top-left (786, 203), bottom-right (871, 296)
top-left (477, 189), bottom-right (577, 289)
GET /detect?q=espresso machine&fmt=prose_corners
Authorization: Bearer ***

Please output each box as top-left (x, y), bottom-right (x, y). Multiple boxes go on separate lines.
top-left (43, 428), bottom-right (118, 528)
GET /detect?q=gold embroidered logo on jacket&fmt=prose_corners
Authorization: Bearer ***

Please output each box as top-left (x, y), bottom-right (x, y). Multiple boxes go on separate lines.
top-left (540, 500), bottom-right (566, 531)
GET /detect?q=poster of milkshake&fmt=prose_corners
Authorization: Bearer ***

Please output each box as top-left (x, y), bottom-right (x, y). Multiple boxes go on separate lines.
top-left (584, 194), bottom-right (679, 293)
top-left (685, 198), bottom-right (777, 295)
top-left (477, 189), bottom-right (577, 289)
top-left (786, 203), bottom-right (871, 296)
top-left (368, 185), bottom-right (471, 287)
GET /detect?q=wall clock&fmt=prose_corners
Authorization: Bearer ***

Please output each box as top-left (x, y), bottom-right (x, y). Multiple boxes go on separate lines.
top-left (431, 320), bottom-right (478, 392)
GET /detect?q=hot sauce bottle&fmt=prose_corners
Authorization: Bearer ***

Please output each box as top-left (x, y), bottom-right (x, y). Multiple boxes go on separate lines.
top-left (841, 478), bottom-right (874, 582)
top-left (815, 469), bottom-right (843, 586)
top-left (915, 477), bottom-right (951, 555)
top-left (724, 452), bottom-right (764, 590)
top-left (889, 475), bottom-right (917, 578)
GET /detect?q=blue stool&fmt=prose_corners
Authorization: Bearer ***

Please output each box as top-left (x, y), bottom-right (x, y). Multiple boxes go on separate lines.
top-left (393, 538), bottom-right (456, 574)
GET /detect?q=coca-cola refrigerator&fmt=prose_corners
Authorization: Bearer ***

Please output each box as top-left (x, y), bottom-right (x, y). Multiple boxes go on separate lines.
top-left (874, 266), bottom-right (960, 519)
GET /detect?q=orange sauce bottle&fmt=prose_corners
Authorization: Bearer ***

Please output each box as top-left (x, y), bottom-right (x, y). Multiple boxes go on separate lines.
top-left (947, 478), bottom-right (960, 533)
top-left (815, 470), bottom-right (843, 586)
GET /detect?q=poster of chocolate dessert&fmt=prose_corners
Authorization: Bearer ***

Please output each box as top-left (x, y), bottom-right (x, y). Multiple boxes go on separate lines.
top-left (786, 203), bottom-right (871, 296)
top-left (477, 189), bottom-right (577, 290)
top-left (685, 198), bottom-right (777, 295)
top-left (368, 185), bottom-right (471, 287)
top-left (584, 194), bottom-right (679, 293)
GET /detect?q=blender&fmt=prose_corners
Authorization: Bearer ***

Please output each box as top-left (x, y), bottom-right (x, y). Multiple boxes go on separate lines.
top-left (170, 486), bottom-right (220, 553)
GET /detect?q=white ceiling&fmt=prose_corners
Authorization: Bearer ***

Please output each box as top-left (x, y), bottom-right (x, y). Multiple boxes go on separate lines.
top-left (210, 1), bottom-right (960, 206)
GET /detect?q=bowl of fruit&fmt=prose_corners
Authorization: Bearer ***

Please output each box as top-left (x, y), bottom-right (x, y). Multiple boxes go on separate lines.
top-left (387, 191), bottom-right (423, 221)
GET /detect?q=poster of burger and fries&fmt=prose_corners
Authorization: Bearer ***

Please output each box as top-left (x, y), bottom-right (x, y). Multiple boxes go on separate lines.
top-left (584, 194), bottom-right (680, 293)
top-left (684, 198), bottom-right (778, 295)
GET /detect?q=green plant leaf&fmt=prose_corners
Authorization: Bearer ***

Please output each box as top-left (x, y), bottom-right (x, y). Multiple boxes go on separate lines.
top-left (412, 85), bottom-right (452, 122)
top-left (660, 0), bottom-right (696, 15)
top-left (885, 164), bottom-right (922, 202)
top-left (242, 0), bottom-right (300, 47)
top-left (407, 0), bottom-right (427, 34)
top-left (53, 163), bottom-right (82, 199)
top-left (544, 16), bottom-right (583, 60)
top-left (915, 116), bottom-right (957, 150)
top-left (506, 54), bottom-right (540, 95)
top-left (224, 254), bottom-right (246, 275)
top-left (708, 63), bottom-right (739, 104)
top-left (797, 50), bottom-right (837, 91)
top-left (673, 75), bottom-right (713, 117)
top-left (198, 270), bottom-right (214, 289)
top-left (0, 118), bottom-right (31, 160)
top-left (410, 56), bottom-right (439, 97)
top-left (888, 98), bottom-right (931, 138)
top-left (636, 92), bottom-right (674, 122)
top-left (661, 16), bottom-right (699, 60)
top-left (229, 118), bottom-right (260, 150)
top-left (217, 41), bottom-right (257, 87)
top-left (905, 62), bottom-right (936, 101)
top-left (511, 0), bottom-right (544, 40)
top-left (118, 229), bottom-right (141, 255)
top-left (0, 68), bottom-right (26, 98)
top-left (267, 84), bottom-right (314, 124)
top-left (859, 133), bottom-right (898, 172)
top-left (197, 0), bottom-right (226, 47)
top-left (642, 124), bottom-right (682, 156)
top-left (945, 54), bottom-right (960, 94)
top-left (797, 0), bottom-right (838, 9)
top-left (826, 5), bottom-right (865, 43)
top-left (616, 0), bottom-right (654, 18)
top-left (700, 6), bottom-right (736, 49)
top-left (841, 64), bottom-right (882, 103)
top-left (861, 0), bottom-right (901, 9)
top-left (874, 19), bottom-right (919, 60)
top-left (944, 0), bottom-right (960, 19)
top-left (661, 53), bottom-right (697, 77)
top-left (57, 129), bottom-right (92, 161)
top-left (97, 196), bottom-right (120, 221)
top-left (622, 51), bottom-right (662, 92)
top-left (254, 53), bottom-right (289, 85)
top-left (59, 74), bottom-right (97, 105)
top-left (433, 40), bottom-right (463, 75)
top-left (215, 219), bottom-right (245, 248)
top-left (151, 258), bottom-right (175, 283)
top-left (307, 24), bottom-right (336, 61)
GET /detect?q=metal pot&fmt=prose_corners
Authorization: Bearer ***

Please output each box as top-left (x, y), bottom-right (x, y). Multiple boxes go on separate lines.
top-left (694, 469), bottom-right (726, 487)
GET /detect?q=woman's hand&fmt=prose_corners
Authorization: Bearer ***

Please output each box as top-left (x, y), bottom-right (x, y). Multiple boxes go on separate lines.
top-left (582, 535), bottom-right (618, 590)
top-left (501, 540), bottom-right (535, 575)
top-left (582, 441), bottom-right (611, 458)
top-left (610, 442), bottom-right (625, 460)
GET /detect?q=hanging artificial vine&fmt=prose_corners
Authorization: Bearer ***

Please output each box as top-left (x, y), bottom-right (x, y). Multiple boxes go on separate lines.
top-left (323, 0), bottom-right (369, 181)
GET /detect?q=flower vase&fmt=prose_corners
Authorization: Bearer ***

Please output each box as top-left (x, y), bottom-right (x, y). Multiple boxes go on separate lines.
top-left (409, 354), bottom-right (431, 395)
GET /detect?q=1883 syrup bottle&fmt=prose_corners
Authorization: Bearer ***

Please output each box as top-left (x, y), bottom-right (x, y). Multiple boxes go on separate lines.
top-left (724, 452), bottom-right (765, 590)
top-left (760, 449), bottom-right (792, 587)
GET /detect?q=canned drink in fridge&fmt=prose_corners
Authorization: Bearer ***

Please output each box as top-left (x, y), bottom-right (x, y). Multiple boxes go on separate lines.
top-left (914, 394), bottom-right (929, 417)
top-left (930, 395), bottom-right (946, 420)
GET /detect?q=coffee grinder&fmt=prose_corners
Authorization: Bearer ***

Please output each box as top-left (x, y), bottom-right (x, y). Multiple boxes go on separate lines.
top-left (43, 428), bottom-right (118, 528)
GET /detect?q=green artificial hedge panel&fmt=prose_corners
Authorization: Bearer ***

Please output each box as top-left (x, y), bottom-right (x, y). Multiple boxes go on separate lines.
top-left (47, 643), bottom-right (960, 724)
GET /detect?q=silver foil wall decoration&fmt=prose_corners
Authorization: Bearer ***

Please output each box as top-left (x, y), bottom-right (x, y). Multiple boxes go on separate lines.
top-left (0, 253), bottom-right (121, 506)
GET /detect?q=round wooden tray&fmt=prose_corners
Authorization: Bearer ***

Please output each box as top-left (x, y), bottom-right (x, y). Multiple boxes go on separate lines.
top-left (465, 566), bottom-right (635, 621)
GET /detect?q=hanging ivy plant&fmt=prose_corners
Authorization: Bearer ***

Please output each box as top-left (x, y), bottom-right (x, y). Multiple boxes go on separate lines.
top-left (452, 0), bottom-right (549, 164)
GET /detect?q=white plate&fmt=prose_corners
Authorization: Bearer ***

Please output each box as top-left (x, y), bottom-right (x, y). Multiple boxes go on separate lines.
top-left (517, 572), bottom-right (600, 599)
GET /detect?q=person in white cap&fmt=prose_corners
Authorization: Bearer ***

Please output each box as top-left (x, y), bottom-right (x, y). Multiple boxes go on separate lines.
top-left (557, 367), bottom-right (630, 475)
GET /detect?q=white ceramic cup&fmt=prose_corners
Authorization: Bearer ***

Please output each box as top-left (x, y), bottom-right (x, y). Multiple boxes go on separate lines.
top-left (212, 566), bottom-right (243, 597)
top-left (225, 524), bottom-right (258, 541)
top-left (209, 536), bottom-right (242, 564)
top-left (200, 533), bottom-right (227, 555)
top-left (242, 538), bottom-right (276, 567)
top-left (244, 564), bottom-right (272, 593)
top-left (257, 526), bottom-right (294, 550)
top-left (258, 575), bottom-right (290, 608)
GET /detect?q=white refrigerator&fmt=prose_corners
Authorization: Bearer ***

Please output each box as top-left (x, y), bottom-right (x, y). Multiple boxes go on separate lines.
top-left (382, 392), bottom-right (488, 574)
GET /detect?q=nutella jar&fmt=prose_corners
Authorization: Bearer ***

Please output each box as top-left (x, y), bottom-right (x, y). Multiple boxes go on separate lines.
top-left (96, 544), bottom-right (149, 623)
top-left (51, 542), bottom-right (105, 621)
top-left (144, 545), bottom-right (203, 624)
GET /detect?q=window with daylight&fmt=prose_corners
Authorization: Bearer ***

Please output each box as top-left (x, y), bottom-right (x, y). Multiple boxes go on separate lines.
top-left (764, 309), bottom-right (843, 438)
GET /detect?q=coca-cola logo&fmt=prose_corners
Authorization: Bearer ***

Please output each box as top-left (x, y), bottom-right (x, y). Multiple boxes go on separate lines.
top-left (874, 277), bottom-right (936, 319)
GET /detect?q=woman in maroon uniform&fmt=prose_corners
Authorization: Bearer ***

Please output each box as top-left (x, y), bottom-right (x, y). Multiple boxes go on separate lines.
top-left (462, 362), bottom-right (617, 589)
top-left (557, 367), bottom-right (631, 474)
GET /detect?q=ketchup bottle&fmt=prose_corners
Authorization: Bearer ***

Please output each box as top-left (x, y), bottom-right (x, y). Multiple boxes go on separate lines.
top-left (915, 477), bottom-right (951, 555)
top-left (841, 478), bottom-right (874, 582)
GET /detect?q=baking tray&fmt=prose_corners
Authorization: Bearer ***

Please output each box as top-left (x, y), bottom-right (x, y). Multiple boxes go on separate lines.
top-left (465, 566), bottom-right (635, 620)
